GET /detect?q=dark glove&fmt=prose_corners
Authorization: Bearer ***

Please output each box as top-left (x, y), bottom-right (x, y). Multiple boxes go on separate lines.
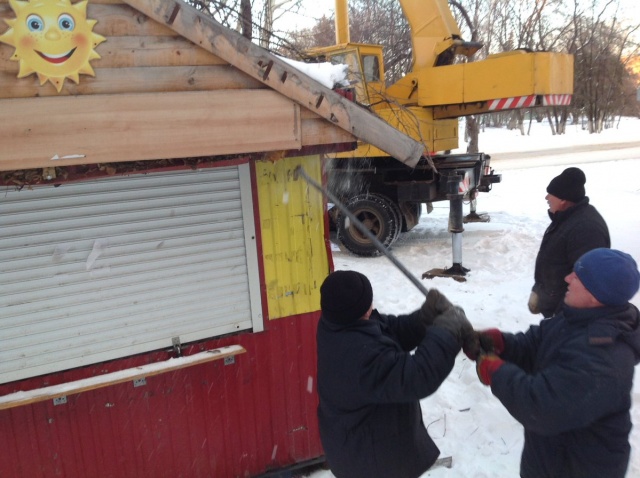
top-left (476, 354), bottom-right (505, 386)
top-left (477, 328), bottom-right (505, 356)
top-left (432, 306), bottom-right (474, 347)
top-left (419, 289), bottom-right (454, 326)
top-left (462, 332), bottom-right (482, 360)
top-left (528, 291), bottom-right (540, 315)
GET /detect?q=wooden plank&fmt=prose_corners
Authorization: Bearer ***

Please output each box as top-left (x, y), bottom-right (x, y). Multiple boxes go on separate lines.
top-left (89, 3), bottom-right (178, 36)
top-left (0, 345), bottom-right (246, 411)
top-left (0, 90), bottom-right (301, 170)
top-left (94, 35), bottom-right (227, 68)
top-left (0, 65), bottom-right (264, 98)
top-left (0, 3), bottom-right (174, 36)
top-left (1, 36), bottom-right (226, 72)
top-left (123, 0), bottom-right (424, 167)
top-left (0, 36), bottom-right (228, 74)
top-left (300, 117), bottom-right (356, 145)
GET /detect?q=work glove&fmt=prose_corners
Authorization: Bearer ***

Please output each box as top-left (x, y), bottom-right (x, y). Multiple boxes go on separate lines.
top-left (462, 332), bottom-right (481, 361)
top-left (476, 354), bottom-right (505, 386)
top-left (477, 328), bottom-right (505, 356)
top-left (432, 306), bottom-right (475, 348)
top-left (419, 289), bottom-right (454, 326)
top-left (463, 332), bottom-right (481, 360)
top-left (528, 291), bottom-right (540, 315)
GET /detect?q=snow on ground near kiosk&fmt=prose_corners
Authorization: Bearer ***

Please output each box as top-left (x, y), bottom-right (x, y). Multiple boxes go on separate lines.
top-left (310, 118), bottom-right (640, 478)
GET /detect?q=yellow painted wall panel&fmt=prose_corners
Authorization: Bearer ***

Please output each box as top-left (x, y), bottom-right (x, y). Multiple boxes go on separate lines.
top-left (256, 156), bottom-right (331, 320)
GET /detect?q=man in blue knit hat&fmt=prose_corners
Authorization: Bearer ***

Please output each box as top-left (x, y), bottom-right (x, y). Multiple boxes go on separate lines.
top-left (468, 248), bottom-right (640, 478)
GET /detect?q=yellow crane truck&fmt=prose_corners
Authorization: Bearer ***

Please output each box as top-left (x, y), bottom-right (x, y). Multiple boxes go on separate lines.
top-left (305, 0), bottom-right (574, 277)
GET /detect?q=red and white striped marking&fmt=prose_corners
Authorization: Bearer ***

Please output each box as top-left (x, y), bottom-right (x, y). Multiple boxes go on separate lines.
top-left (487, 94), bottom-right (572, 110)
top-left (487, 95), bottom-right (536, 111)
top-left (542, 94), bottom-right (572, 106)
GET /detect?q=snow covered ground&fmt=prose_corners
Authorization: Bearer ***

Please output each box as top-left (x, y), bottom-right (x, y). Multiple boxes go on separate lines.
top-left (309, 117), bottom-right (640, 478)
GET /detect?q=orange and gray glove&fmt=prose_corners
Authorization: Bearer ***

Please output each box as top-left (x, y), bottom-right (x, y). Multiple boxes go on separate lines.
top-left (464, 328), bottom-right (504, 360)
top-left (419, 289), bottom-right (454, 326)
top-left (476, 354), bottom-right (505, 386)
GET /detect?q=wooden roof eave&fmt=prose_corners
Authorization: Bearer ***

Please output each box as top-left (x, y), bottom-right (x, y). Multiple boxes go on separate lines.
top-left (122, 0), bottom-right (424, 168)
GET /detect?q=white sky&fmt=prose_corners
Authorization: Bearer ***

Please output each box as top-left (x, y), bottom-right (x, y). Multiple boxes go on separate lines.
top-left (276, 0), bottom-right (640, 36)
top-left (309, 117), bottom-right (640, 477)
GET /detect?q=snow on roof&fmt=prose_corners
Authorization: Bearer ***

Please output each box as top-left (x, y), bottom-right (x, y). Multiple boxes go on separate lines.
top-left (279, 56), bottom-right (349, 89)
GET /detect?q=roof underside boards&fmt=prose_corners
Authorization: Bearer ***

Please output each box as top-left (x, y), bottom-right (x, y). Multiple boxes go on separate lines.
top-left (0, 90), bottom-right (301, 169)
top-left (119, 0), bottom-right (424, 167)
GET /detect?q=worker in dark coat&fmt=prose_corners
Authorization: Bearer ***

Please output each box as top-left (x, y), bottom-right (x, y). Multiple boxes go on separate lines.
top-left (530, 167), bottom-right (610, 317)
top-left (472, 248), bottom-right (640, 478)
top-left (316, 270), bottom-right (476, 478)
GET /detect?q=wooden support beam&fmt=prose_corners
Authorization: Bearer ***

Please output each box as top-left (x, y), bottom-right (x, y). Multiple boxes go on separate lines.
top-left (0, 345), bottom-right (246, 411)
top-left (122, 0), bottom-right (424, 167)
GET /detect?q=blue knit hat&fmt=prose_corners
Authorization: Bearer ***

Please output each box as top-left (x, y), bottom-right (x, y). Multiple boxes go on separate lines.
top-left (574, 248), bottom-right (640, 306)
top-left (320, 270), bottom-right (373, 324)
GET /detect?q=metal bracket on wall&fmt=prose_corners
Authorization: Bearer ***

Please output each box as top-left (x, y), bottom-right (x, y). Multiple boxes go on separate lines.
top-left (172, 336), bottom-right (182, 357)
top-left (53, 396), bottom-right (67, 406)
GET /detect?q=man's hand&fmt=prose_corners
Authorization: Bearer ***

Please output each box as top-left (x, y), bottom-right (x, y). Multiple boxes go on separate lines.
top-left (432, 306), bottom-right (475, 348)
top-left (462, 332), bottom-right (481, 361)
top-left (476, 354), bottom-right (505, 386)
top-left (420, 289), bottom-right (454, 326)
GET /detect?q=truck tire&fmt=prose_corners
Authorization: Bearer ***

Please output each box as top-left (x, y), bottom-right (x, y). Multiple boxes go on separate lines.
top-left (336, 193), bottom-right (401, 256)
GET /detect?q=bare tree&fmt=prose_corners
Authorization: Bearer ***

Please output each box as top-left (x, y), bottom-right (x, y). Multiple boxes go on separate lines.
top-left (348, 0), bottom-right (412, 84)
top-left (564, 0), bottom-right (640, 132)
top-left (280, 0), bottom-right (638, 135)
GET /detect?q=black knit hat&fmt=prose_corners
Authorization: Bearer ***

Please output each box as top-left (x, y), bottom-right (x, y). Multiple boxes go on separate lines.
top-left (320, 270), bottom-right (373, 325)
top-left (546, 167), bottom-right (586, 202)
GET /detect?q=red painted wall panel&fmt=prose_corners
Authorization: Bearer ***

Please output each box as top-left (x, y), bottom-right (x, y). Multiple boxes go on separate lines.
top-left (0, 313), bottom-right (322, 478)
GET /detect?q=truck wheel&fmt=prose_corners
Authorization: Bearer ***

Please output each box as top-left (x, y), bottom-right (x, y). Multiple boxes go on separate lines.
top-left (336, 194), bottom-right (401, 256)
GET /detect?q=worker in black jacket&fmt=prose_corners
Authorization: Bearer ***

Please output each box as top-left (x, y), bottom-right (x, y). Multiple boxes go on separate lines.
top-left (530, 167), bottom-right (610, 317)
top-left (473, 248), bottom-right (640, 478)
top-left (316, 270), bottom-right (476, 478)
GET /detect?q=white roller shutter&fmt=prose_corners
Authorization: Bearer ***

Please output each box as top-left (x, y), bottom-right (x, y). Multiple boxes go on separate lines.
top-left (0, 165), bottom-right (262, 384)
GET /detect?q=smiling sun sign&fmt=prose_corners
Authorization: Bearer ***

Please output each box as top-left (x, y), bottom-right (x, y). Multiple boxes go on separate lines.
top-left (0, 0), bottom-right (105, 92)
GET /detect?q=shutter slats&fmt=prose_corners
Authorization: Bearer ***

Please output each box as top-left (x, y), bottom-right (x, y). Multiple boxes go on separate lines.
top-left (1, 222), bottom-right (244, 271)
top-left (0, 167), bottom-right (258, 384)
top-left (2, 237), bottom-right (247, 291)
top-left (3, 268), bottom-right (249, 328)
